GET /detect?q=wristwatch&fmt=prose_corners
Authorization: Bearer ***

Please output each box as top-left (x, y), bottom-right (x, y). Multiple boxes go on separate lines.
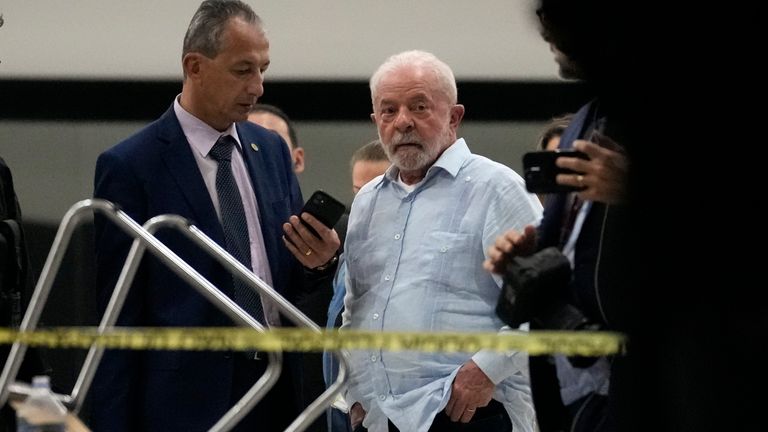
top-left (311, 253), bottom-right (339, 272)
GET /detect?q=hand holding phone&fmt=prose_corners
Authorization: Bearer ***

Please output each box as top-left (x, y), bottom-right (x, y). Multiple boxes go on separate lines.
top-left (300, 190), bottom-right (346, 237)
top-left (522, 150), bottom-right (589, 194)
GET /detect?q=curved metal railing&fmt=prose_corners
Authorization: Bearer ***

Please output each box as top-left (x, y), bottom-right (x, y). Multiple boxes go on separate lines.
top-left (0, 199), bottom-right (347, 432)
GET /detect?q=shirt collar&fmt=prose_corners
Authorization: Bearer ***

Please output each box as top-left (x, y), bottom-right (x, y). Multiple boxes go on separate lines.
top-left (173, 95), bottom-right (242, 158)
top-left (430, 138), bottom-right (470, 178)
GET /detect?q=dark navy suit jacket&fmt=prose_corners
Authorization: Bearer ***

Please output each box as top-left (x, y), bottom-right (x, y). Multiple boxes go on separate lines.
top-left (531, 101), bottom-right (629, 432)
top-left (91, 106), bottom-right (306, 431)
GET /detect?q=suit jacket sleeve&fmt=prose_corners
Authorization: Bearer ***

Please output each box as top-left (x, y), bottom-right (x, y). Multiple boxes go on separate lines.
top-left (91, 148), bottom-right (146, 432)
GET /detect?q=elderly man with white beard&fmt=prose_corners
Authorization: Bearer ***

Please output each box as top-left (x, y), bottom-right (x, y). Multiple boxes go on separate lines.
top-left (340, 50), bottom-right (543, 432)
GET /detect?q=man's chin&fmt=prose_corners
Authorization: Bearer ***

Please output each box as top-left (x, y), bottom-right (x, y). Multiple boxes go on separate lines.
top-left (231, 110), bottom-right (250, 123)
top-left (392, 154), bottom-right (429, 172)
top-left (392, 148), bottom-right (420, 161)
top-left (556, 63), bottom-right (583, 81)
top-left (394, 143), bottom-right (423, 151)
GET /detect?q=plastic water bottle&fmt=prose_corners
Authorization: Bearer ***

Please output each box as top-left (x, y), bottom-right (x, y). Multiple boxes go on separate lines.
top-left (15, 375), bottom-right (66, 432)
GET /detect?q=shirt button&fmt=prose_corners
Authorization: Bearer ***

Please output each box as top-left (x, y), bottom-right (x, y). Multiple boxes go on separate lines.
top-left (373, 313), bottom-right (380, 320)
top-left (465, 176), bottom-right (472, 182)
top-left (371, 355), bottom-right (378, 362)
top-left (440, 246), bottom-right (448, 253)
top-left (384, 275), bottom-right (391, 281)
top-left (394, 234), bottom-right (401, 240)
top-left (379, 395), bottom-right (386, 401)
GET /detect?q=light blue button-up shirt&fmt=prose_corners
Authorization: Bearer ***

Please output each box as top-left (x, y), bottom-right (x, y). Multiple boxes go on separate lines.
top-left (342, 139), bottom-right (542, 432)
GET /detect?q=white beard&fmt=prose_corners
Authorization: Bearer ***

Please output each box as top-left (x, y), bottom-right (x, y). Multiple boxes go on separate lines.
top-left (381, 127), bottom-right (453, 173)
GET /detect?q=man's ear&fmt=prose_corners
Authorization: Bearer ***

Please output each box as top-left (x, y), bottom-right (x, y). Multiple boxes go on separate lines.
top-left (182, 53), bottom-right (204, 80)
top-left (292, 147), bottom-right (305, 174)
top-left (450, 104), bottom-right (465, 128)
top-left (370, 113), bottom-right (376, 123)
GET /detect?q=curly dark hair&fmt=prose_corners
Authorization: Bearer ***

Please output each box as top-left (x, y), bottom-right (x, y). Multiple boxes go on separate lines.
top-left (536, 0), bottom-right (627, 83)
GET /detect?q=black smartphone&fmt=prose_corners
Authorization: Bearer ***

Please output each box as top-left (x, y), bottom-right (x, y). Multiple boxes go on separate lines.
top-left (300, 190), bottom-right (346, 237)
top-left (522, 150), bottom-right (589, 193)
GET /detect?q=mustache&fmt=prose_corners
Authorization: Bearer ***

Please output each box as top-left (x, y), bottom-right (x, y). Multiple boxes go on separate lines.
top-left (390, 131), bottom-right (424, 146)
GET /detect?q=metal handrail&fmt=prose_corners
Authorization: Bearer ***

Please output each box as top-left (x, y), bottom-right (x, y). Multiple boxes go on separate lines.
top-left (0, 198), bottom-right (278, 417)
top-left (0, 198), bottom-right (347, 432)
top-left (0, 199), bottom-right (104, 407)
top-left (67, 206), bottom-right (283, 432)
top-left (124, 215), bottom-right (347, 432)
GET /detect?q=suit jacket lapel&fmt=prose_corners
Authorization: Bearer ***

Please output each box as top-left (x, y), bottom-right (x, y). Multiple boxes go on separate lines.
top-left (537, 100), bottom-right (597, 248)
top-left (158, 108), bottom-right (224, 243)
top-left (236, 125), bottom-right (271, 221)
top-left (236, 125), bottom-right (283, 279)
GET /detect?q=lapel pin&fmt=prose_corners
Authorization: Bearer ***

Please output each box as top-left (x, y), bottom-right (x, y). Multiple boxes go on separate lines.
top-left (250, 143), bottom-right (259, 151)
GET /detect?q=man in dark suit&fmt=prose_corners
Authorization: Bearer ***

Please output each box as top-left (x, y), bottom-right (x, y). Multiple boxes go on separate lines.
top-left (90, 1), bottom-right (340, 431)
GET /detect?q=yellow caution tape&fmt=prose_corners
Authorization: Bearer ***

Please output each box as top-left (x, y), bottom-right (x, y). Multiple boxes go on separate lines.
top-left (0, 327), bottom-right (624, 356)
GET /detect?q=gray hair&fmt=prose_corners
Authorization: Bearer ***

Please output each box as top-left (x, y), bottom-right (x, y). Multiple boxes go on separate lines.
top-left (370, 50), bottom-right (458, 105)
top-left (182, 0), bottom-right (261, 59)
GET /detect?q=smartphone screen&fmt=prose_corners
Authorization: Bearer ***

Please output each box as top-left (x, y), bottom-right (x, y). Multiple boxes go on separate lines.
top-left (300, 190), bottom-right (346, 237)
top-left (522, 150), bottom-right (589, 194)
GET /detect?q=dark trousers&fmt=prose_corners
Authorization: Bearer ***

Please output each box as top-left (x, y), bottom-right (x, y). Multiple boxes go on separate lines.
top-left (354, 399), bottom-right (512, 432)
top-left (329, 407), bottom-right (353, 432)
top-left (565, 393), bottom-right (611, 432)
top-left (230, 353), bottom-right (302, 432)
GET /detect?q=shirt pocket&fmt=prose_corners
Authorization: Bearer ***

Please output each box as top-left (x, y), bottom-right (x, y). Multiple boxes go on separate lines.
top-left (427, 231), bottom-right (479, 290)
